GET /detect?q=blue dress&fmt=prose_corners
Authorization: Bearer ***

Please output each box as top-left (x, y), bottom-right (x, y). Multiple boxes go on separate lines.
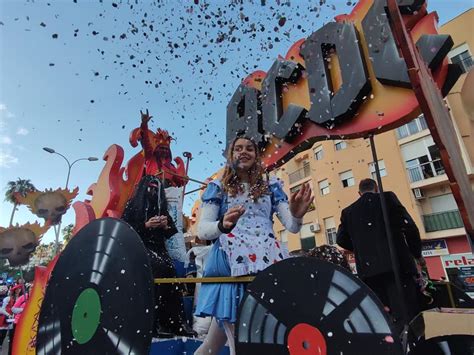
top-left (194, 179), bottom-right (288, 323)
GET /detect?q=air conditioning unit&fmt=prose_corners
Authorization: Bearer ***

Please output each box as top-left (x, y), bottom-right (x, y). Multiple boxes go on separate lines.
top-left (310, 223), bottom-right (321, 232)
top-left (413, 188), bottom-right (424, 199)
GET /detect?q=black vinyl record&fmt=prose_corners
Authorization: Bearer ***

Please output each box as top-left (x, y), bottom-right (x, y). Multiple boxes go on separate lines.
top-left (36, 218), bottom-right (154, 355)
top-left (236, 257), bottom-right (403, 355)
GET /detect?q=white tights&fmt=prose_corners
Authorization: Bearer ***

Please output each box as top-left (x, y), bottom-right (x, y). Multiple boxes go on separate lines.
top-left (194, 318), bottom-right (236, 355)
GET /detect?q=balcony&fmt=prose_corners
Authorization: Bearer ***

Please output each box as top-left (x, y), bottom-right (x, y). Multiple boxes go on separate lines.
top-left (288, 164), bottom-right (311, 184)
top-left (406, 159), bottom-right (445, 183)
top-left (423, 210), bottom-right (464, 233)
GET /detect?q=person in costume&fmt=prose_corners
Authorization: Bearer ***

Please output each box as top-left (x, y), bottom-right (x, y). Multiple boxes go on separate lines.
top-left (0, 285), bottom-right (23, 354)
top-left (194, 136), bottom-right (313, 355)
top-left (0, 286), bottom-right (15, 349)
top-left (122, 175), bottom-right (196, 338)
top-left (138, 110), bottom-right (186, 187)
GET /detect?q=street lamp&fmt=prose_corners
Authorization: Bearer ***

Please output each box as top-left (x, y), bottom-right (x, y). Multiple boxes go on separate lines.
top-left (42, 147), bottom-right (98, 189)
top-left (42, 147), bottom-right (98, 252)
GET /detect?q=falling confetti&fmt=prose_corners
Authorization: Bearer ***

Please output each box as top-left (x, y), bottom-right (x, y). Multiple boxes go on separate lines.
top-left (0, 0), bottom-right (354, 213)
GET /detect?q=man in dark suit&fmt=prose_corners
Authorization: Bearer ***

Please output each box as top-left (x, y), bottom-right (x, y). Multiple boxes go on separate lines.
top-left (337, 178), bottom-right (424, 334)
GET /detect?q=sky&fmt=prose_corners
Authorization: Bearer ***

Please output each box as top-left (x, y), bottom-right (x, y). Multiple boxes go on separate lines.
top-left (0, 0), bottom-right (472, 244)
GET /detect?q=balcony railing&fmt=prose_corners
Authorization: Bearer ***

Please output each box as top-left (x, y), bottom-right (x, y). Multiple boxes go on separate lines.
top-left (289, 164), bottom-right (311, 184)
top-left (406, 159), bottom-right (445, 183)
top-left (423, 209), bottom-right (464, 232)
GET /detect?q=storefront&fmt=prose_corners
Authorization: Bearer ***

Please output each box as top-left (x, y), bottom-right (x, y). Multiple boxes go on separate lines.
top-left (423, 235), bottom-right (474, 298)
top-left (442, 253), bottom-right (474, 298)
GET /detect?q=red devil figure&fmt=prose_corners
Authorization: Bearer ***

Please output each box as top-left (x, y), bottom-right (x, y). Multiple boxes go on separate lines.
top-left (135, 110), bottom-right (187, 187)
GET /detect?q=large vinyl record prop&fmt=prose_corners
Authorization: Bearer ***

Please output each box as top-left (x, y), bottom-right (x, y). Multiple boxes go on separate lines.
top-left (36, 218), bottom-right (154, 355)
top-left (236, 258), bottom-right (402, 355)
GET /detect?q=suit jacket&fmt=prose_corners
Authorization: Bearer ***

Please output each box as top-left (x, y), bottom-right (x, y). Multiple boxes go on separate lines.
top-left (336, 191), bottom-right (421, 279)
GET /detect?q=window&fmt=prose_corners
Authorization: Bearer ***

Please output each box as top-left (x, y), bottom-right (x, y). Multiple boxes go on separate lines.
top-left (369, 160), bottom-right (387, 179)
top-left (324, 217), bottom-right (337, 245)
top-left (401, 136), bottom-right (445, 182)
top-left (334, 140), bottom-right (347, 151)
top-left (407, 120), bottom-right (418, 135)
top-left (279, 229), bottom-right (289, 251)
top-left (279, 229), bottom-right (288, 243)
top-left (451, 50), bottom-right (473, 74)
top-left (429, 194), bottom-right (458, 213)
top-left (401, 136), bottom-right (434, 161)
top-left (395, 115), bottom-right (428, 139)
top-left (418, 115), bottom-right (428, 130)
top-left (339, 170), bottom-right (355, 188)
top-left (319, 179), bottom-right (330, 196)
top-left (396, 125), bottom-right (409, 139)
top-left (300, 223), bottom-right (316, 251)
top-left (314, 145), bottom-right (323, 160)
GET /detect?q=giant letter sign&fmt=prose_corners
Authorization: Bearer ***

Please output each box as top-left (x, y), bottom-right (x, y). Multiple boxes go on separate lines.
top-left (227, 80), bottom-right (263, 146)
top-left (261, 59), bottom-right (306, 139)
top-left (300, 21), bottom-right (371, 126)
top-left (226, 0), bottom-right (460, 170)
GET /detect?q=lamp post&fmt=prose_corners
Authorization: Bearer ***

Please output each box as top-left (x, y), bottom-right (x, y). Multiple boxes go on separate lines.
top-left (43, 147), bottom-right (98, 189)
top-left (42, 147), bottom-right (98, 252)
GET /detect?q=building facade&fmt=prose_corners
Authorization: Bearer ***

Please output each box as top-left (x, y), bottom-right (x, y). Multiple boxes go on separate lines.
top-left (272, 9), bottom-right (474, 296)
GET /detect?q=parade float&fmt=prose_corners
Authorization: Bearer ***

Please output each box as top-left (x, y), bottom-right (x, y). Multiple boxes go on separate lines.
top-left (6, 0), bottom-right (474, 354)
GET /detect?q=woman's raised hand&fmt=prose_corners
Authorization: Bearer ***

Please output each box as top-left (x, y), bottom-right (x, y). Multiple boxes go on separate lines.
top-left (289, 182), bottom-right (314, 218)
top-left (222, 205), bottom-right (245, 229)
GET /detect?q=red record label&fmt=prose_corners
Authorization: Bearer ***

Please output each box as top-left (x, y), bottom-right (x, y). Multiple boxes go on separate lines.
top-left (288, 323), bottom-right (327, 355)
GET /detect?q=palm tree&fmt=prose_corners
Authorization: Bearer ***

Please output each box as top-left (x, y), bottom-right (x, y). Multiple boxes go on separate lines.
top-left (62, 223), bottom-right (75, 246)
top-left (4, 178), bottom-right (36, 226)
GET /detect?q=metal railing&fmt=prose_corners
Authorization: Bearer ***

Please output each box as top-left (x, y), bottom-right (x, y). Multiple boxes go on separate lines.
top-left (406, 159), bottom-right (445, 183)
top-left (288, 164), bottom-right (311, 184)
top-left (423, 210), bottom-right (464, 232)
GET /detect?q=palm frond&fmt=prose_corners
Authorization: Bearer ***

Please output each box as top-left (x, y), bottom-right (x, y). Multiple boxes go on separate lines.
top-left (4, 178), bottom-right (37, 203)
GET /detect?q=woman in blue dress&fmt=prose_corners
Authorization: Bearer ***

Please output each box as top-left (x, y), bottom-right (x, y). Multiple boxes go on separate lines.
top-left (194, 137), bottom-right (313, 355)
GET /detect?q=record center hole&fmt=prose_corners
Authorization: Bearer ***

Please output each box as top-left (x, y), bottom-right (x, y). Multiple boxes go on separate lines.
top-left (302, 340), bottom-right (310, 349)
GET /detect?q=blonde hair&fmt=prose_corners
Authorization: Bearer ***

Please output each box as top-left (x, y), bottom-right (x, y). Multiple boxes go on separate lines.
top-left (221, 137), bottom-right (269, 201)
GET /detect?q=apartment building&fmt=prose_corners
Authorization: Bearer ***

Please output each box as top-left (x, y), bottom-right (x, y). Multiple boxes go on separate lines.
top-left (273, 9), bottom-right (474, 295)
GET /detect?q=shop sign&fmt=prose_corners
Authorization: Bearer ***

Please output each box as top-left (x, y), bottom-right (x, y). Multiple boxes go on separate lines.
top-left (443, 253), bottom-right (474, 268)
top-left (422, 239), bottom-right (448, 257)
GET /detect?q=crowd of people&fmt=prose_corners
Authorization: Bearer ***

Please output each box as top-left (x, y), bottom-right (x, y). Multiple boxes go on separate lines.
top-left (0, 278), bottom-right (28, 354)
